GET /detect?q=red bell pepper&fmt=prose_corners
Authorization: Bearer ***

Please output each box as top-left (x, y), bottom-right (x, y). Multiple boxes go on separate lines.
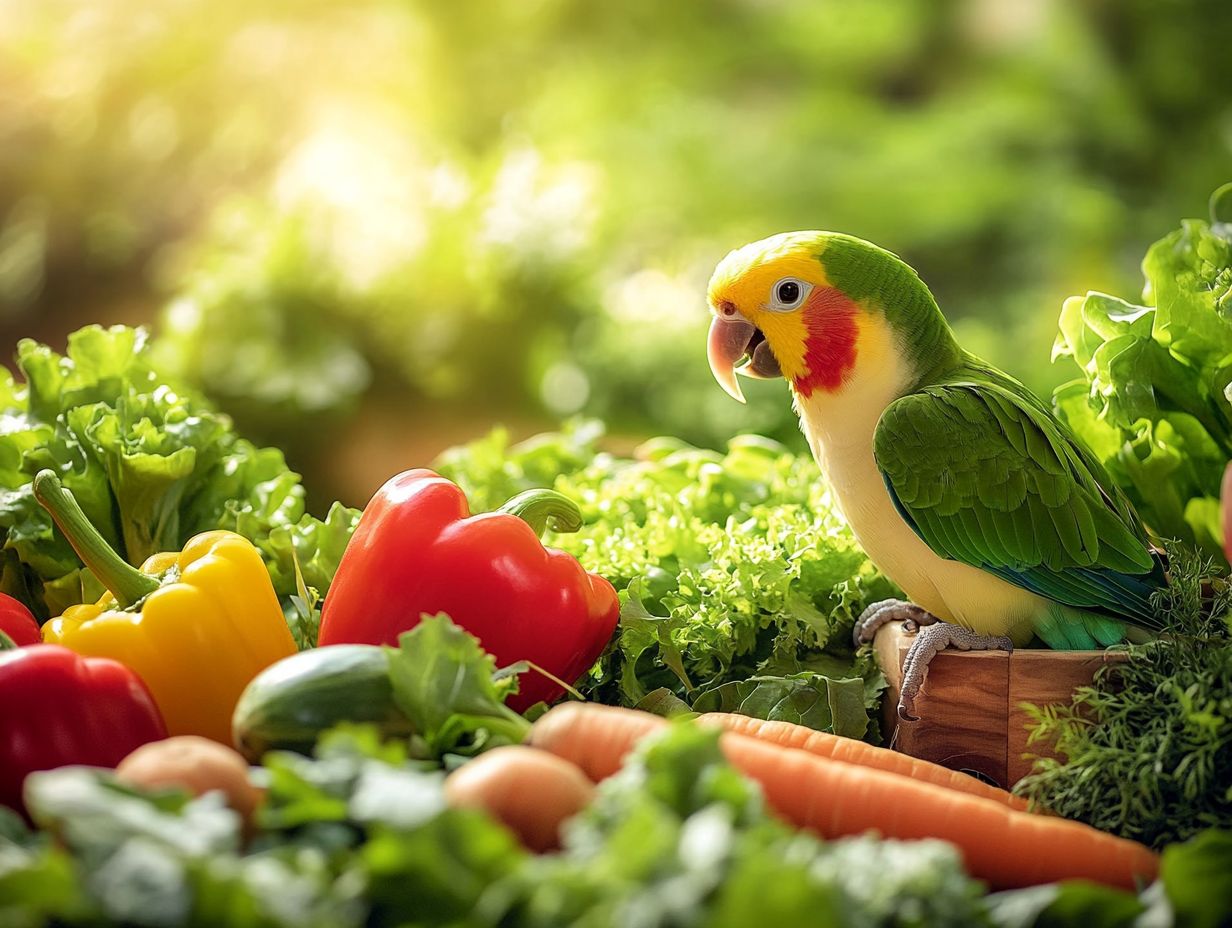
top-left (0, 592), bottom-right (40, 647)
top-left (0, 641), bottom-right (168, 813)
top-left (320, 469), bottom-right (619, 710)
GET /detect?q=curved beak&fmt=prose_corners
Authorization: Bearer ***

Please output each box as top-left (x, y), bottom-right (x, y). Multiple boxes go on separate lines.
top-left (707, 315), bottom-right (757, 404)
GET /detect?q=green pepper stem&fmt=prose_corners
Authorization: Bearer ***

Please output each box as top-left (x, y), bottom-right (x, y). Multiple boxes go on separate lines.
top-left (33, 470), bottom-right (160, 609)
top-left (497, 488), bottom-right (583, 537)
top-left (1212, 181), bottom-right (1232, 228)
top-left (0, 630), bottom-right (16, 651)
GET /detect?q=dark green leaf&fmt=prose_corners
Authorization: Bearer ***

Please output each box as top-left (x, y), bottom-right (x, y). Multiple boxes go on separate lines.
top-left (692, 672), bottom-right (870, 739)
top-left (1161, 829), bottom-right (1232, 928)
top-left (635, 687), bottom-right (695, 718)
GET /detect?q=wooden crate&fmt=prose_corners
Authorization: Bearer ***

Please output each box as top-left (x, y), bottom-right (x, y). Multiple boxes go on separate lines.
top-left (873, 623), bottom-right (1127, 789)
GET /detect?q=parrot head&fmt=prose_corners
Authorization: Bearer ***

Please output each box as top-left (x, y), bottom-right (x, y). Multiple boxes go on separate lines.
top-left (706, 231), bottom-right (957, 404)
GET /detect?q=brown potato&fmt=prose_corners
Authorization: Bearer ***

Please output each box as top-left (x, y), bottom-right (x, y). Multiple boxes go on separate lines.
top-left (116, 735), bottom-right (263, 828)
top-left (444, 745), bottom-right (595, 852)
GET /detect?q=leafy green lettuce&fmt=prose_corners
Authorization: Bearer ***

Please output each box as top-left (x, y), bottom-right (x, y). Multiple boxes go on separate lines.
top-left (0, 324), bottom-right (357, 629)
top-left (385, 614), bottom-right (531, 760)
top-left (1053, 193), bottom-right (1232, 562)
top-left (436, 422), bottom-right (895, 736)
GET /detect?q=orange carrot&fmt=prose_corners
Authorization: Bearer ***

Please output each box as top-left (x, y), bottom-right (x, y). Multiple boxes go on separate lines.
top-left (531, 704), bottom-right (1158, 890)
top-left (528, 702), bottom-right (665, 781)
top-left (444, 745), bottom-right (595, 853)
top-left (698, 712), bottom-right (1032, 812)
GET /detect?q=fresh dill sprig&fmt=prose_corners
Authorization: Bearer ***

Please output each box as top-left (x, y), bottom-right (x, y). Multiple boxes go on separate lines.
top-left (1014, 541), bottom-right (1232, 849)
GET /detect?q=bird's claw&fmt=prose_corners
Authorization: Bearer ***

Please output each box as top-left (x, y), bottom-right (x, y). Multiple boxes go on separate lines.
top-left (895, 623), bottom-right (1016, 723)
top-left (853, 599), bottom-right (939, 647)
top-left (896, 700), bottom-right (920, 723)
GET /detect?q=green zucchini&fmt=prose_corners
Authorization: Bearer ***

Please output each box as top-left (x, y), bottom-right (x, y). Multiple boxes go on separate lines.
top-left (232, 644), bottom-right (414, 761)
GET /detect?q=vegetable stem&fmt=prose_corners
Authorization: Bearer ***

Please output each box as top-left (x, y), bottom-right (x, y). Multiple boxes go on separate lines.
top-left (33, 470), bottom-right (160, 609)
top-left (0, 630), bottom-right (16, 651)
top-left (497, 488), bottom-right (583, 537)
top-left (1210, 180), bottom-right (1232, 229)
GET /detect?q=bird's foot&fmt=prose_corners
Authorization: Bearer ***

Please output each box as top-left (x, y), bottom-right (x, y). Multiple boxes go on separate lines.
top-left (852, 598), bottom-right (940, 647)
top-left (898, 623), bottom-right (1014, 723)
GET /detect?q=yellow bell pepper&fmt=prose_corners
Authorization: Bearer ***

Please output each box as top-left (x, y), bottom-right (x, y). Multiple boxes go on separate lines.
top-left (35, 470), bottom-right (297, 744)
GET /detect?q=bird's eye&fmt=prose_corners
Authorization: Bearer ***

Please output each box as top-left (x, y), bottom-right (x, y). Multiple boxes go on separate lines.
top-left (768, 277), bottom-right (811, 312)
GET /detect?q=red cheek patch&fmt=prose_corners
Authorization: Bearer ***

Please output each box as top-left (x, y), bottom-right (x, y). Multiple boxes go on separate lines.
top-left (792, 287), bottom-right (860, 397)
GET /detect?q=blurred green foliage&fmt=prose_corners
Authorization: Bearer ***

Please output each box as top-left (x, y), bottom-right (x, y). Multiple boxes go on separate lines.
top-left (2, 0), bottom-right (1231, 480)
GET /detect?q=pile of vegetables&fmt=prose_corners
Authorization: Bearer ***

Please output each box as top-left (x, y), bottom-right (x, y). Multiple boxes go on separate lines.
top-left (0, 325), bottom-right (357, 645)
top-left (0, 722), bottom-right (1000, 927)
top-left (437, 422), bottom-right (895, 737)
top-left (5, 190), bottom-right (1232, 924)
top-left (1, 372), bottom-right (1221, 924)
top-left (3, 661), bottom-right (1228, 926)
top-left (0, 327), bottom-right (891, 737)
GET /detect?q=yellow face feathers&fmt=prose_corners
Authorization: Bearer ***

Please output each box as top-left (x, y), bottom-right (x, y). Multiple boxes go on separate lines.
top-left (706, 232), bottom-right (833, 384)
top-left (706, 232), bottom-right (831, 313)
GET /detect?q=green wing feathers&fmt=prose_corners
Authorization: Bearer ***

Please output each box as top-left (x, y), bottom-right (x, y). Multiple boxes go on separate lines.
top-left (873, 377), bottom-right (1166, 631)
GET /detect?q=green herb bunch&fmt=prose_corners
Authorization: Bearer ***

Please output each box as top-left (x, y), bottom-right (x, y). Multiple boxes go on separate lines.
top-left (1015, 542), bottom-right (1232, 848)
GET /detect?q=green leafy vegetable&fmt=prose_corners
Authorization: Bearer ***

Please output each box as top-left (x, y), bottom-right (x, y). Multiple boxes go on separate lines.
top-left (691, 672), bottom-right (872, 740)
top-left (0, 830), bottom-right (91, 928)
top-left (384, 613), bottom-right (532, 760)
top-left (1053, 190), bottom-right (1232, 562)
top-left (1159, 828), bottom-right (1232, 928)
top-left (256, 502), bottom-right (361, 648)
top-left (0, 324), bottom-right (356, 629)
top-left (1014, 542), bottom-right (1232, 848)
top-left (435, 422), bottom-right (895, 736)
top-left (986, 881), bottom-right (1144, 928)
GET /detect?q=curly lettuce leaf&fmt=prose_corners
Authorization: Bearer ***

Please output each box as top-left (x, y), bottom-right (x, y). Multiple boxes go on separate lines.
top-left (16, 325), bottom-right (160, 423)
top-left (255, 501), bottom-right (357, 600)
top-left (67, 393), bottom-right (231, 565)
top-left (254, 502), bottom-right (359, 647)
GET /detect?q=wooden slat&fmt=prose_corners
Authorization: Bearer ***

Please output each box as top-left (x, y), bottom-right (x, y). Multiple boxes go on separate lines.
top-left (1006, 649), bottom-right (1126, 784)
top-left (877, 624), bottom-right (1010, 787)
top-left (875, 623), bottom-right (1127, 789)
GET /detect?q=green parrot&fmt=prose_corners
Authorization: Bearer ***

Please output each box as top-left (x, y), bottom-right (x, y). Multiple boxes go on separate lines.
top-left (705, 231), bottom-right (1166, 720)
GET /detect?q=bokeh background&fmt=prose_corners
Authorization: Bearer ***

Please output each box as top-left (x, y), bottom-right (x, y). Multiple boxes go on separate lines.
top-left (3, 0), bottom-right (1230, 509)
